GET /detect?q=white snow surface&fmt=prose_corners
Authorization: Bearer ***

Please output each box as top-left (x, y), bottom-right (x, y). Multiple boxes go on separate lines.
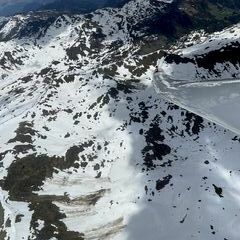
top-left (154, 24), bottom-right (240, 136)
top-left (0, 3), bottom-right (240, 240)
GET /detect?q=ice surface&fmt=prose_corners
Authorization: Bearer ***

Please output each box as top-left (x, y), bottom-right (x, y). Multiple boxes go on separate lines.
top-left (153, 23), bottom-right (240, 136)
top-left (153, 70), bottom-right (240, 135)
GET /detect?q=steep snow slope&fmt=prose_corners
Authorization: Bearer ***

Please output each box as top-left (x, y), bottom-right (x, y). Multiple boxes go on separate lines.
top-left (0, 1), bottom-right (240, 240)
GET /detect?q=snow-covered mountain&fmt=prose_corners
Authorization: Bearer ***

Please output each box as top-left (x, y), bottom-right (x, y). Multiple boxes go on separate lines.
top-left (1, 0), bottom-right (240, 239)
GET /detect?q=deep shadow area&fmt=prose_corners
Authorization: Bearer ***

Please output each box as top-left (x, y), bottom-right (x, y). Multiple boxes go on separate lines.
top-left (105, 78), bottom-right (240, 240)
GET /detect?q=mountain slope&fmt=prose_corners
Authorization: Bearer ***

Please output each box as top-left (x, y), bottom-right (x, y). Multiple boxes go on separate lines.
top-left (0, 0), bottom-right (131, 17)
top-left (0, 0), bottom-right (240, 240)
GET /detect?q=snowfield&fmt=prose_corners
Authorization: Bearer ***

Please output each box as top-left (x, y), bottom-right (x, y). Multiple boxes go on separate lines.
top-left (0, 0), bottom-right (240, 239)
top-left (154, 24), bottom-right (240, 135)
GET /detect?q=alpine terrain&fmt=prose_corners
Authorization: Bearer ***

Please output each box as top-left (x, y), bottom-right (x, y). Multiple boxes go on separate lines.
top-left (0, 0), bottom-right (240, 239)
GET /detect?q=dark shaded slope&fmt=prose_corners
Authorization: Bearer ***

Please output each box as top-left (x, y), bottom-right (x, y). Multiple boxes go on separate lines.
top-left (39, 0), bottom-right (130, 14)
top-left (134, 0), bottom-right (240, 39)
